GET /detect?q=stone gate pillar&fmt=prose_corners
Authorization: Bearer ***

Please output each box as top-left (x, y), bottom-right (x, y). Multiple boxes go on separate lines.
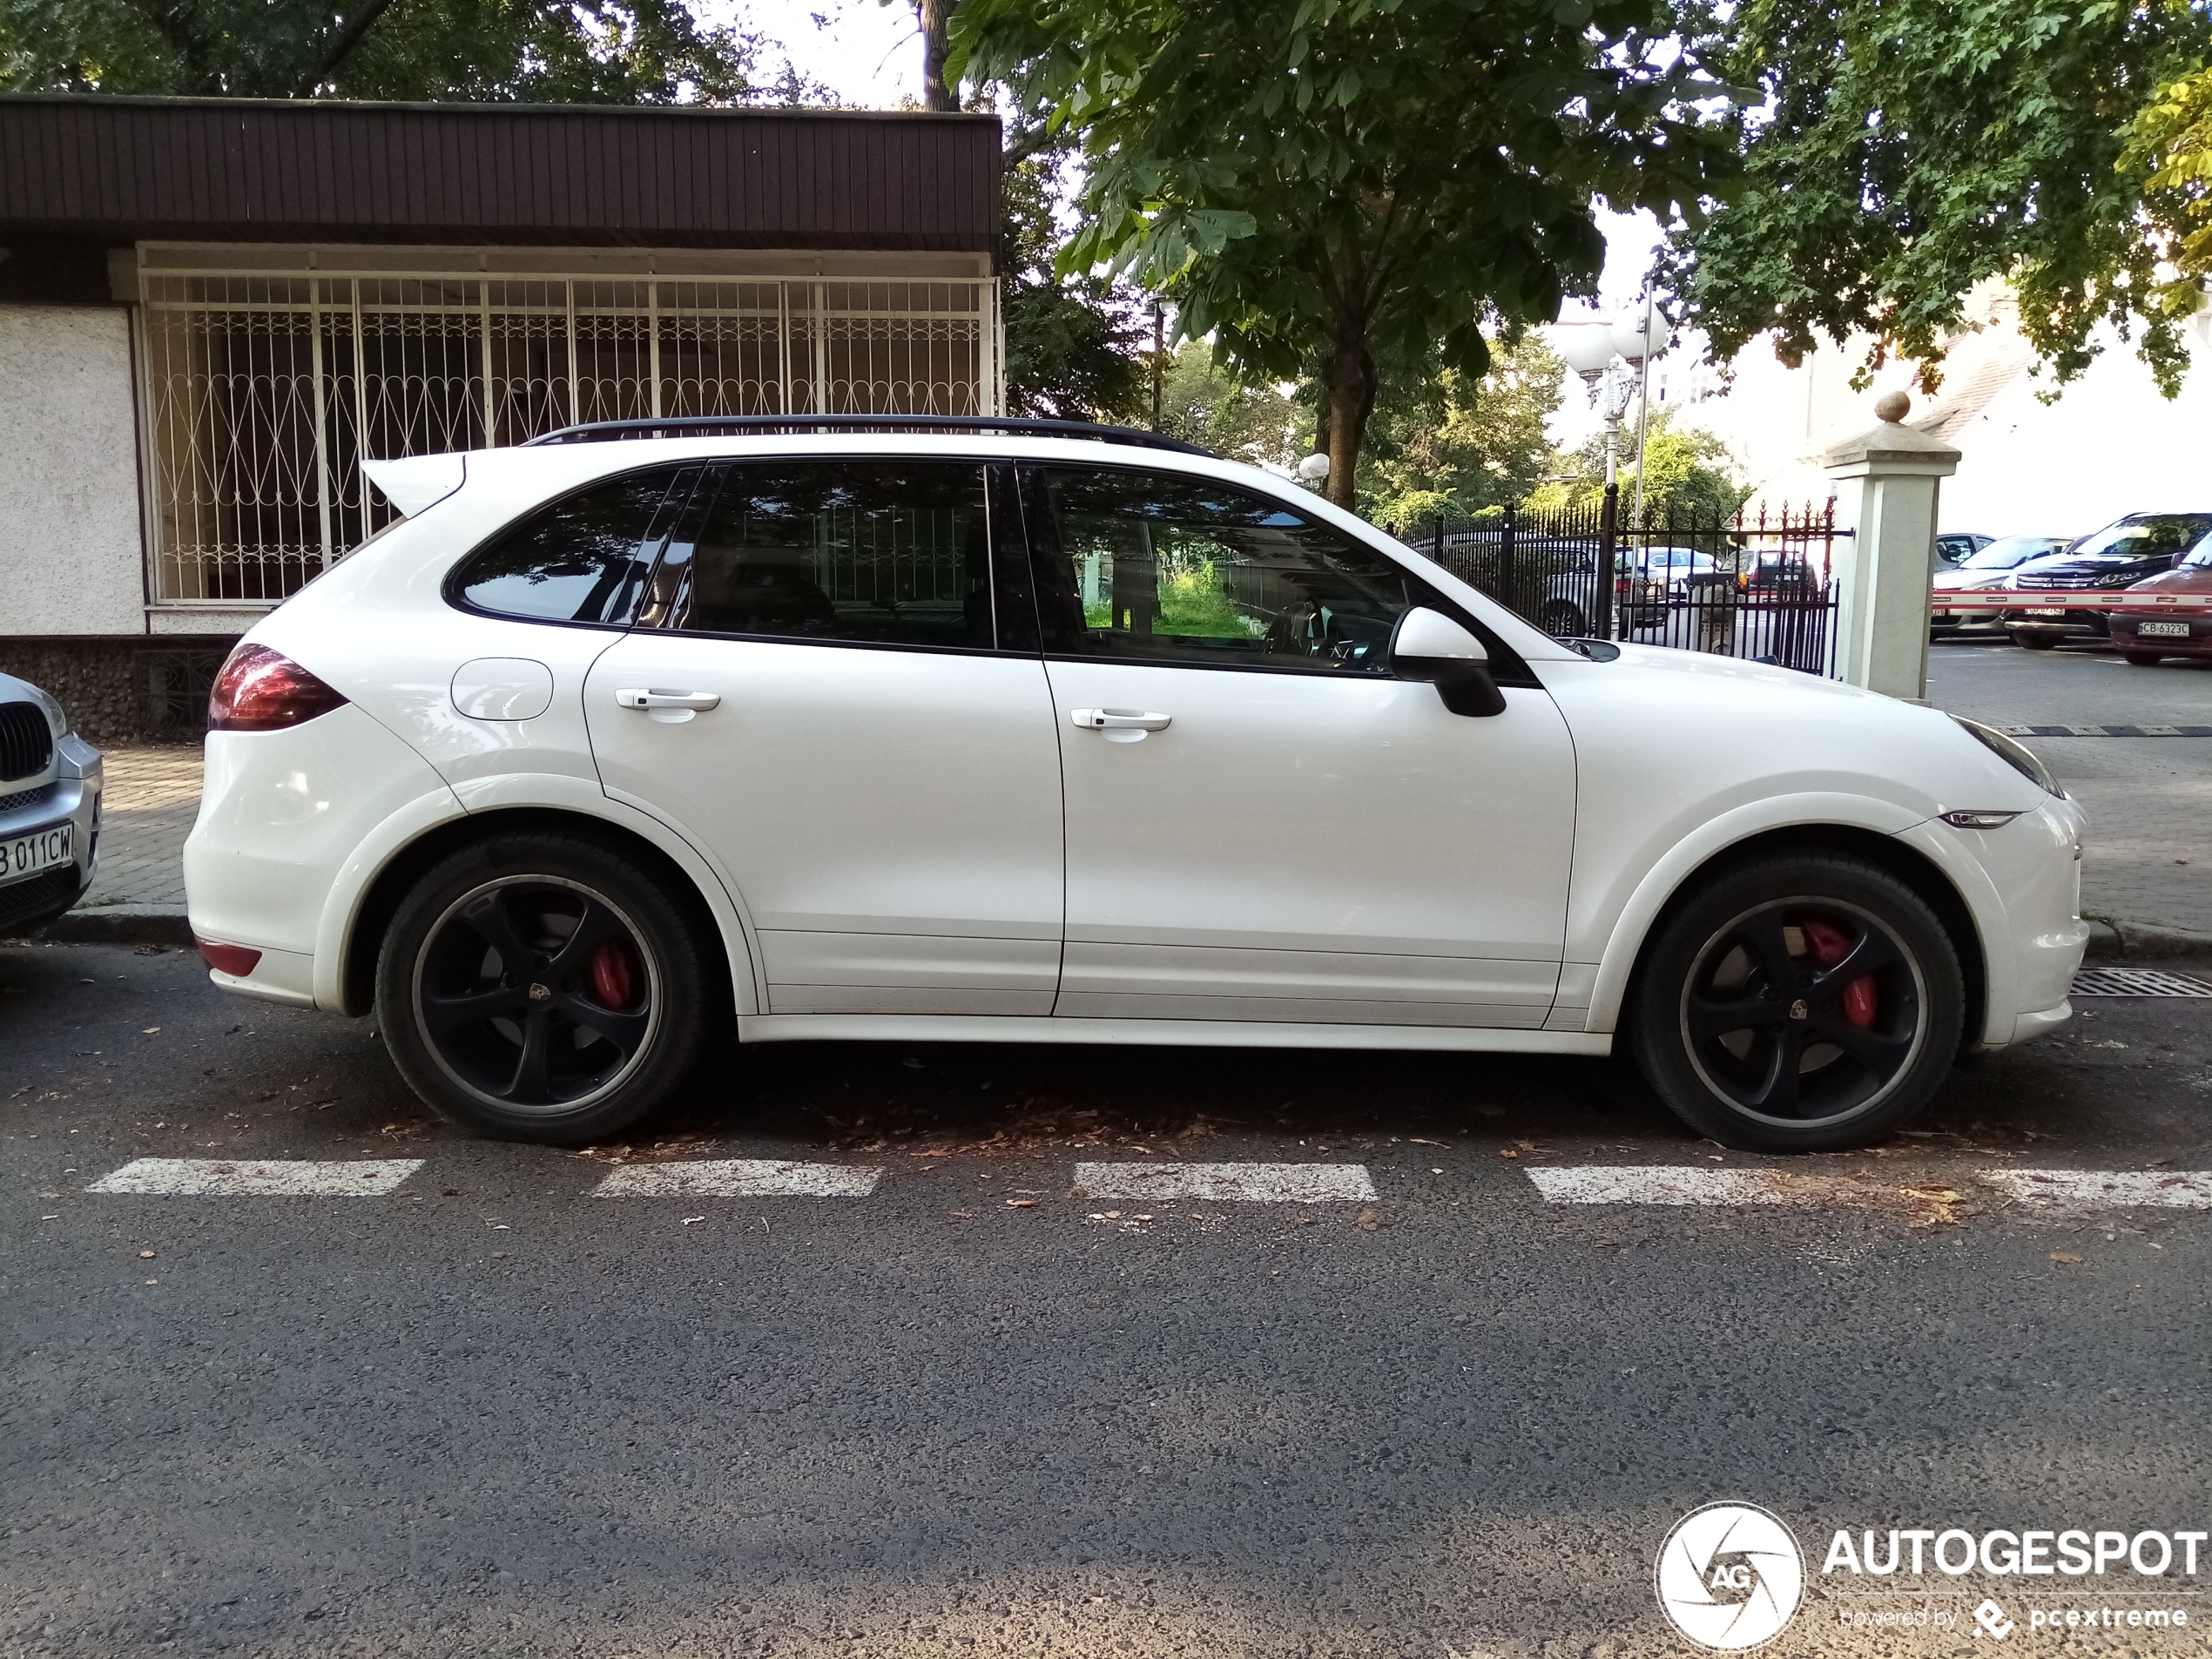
top-left (1822, 392), bottom-right (1960, 702)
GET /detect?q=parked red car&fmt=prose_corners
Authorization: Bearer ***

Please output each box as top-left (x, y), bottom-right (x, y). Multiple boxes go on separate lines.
top-left (2108, 529), bottom-right (2212, 664)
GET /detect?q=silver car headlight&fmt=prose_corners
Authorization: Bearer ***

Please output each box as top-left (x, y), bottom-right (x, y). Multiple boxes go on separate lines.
top-left (1954, 716), bottom-right (2064, 799)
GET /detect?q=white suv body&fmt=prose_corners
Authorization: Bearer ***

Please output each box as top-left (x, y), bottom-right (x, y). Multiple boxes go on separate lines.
top-left (184, 424), bottom-right (2087, 1150)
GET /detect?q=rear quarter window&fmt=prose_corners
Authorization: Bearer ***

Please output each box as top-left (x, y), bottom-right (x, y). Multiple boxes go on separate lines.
top-left (448, 469), bottom-right (692, 624)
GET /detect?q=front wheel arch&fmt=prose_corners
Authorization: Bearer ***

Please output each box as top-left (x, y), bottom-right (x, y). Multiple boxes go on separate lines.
top-left (1614, 825), bottom-right (1986, 1058)
top-left (341, 807), bottom-right (740, 1023)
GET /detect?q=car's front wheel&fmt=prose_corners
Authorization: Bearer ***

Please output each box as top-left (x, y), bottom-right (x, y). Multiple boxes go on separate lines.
top-left (2121, 651), bottom-right (2166, 667)
top-left (1628, 852), bottom-right (1965, 1152)
top-left (376, 830), bottom-right (715, 1144)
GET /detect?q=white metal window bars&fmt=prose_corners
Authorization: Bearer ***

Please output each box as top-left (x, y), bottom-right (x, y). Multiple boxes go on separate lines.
top-left (138, 270), bottom-right (1003, 605)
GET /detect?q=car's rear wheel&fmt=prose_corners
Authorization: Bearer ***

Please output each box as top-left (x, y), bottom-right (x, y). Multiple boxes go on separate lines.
top-left (1539, 599), bottom-right (1586, 637)
top-left (1627, 852), bottom-right (1964, 1152)
top-left (376, 831), bottom-right (715, 1144)
top-left (2121, 651), bottom-right (2166, 666)
top-left (2012, 631), bottom-right (2060, 651)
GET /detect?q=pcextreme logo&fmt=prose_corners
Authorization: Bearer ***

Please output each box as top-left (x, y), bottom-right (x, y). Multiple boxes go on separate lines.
top-left (1656, 1502), bottom-right (1808, 1651)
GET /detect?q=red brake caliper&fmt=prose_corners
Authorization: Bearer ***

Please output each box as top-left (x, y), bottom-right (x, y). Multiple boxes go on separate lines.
top-left (1800, 918), bottom-right (1877, 1028)
top-left (589, 940), bottom-right (637, 1009)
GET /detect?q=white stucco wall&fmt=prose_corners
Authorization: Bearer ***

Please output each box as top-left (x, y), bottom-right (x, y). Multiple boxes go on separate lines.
top-left (0, 305), bottom-right (145, 637)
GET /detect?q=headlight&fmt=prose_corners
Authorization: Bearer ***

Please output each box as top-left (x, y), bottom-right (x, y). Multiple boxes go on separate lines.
top-left (1954, 717), bottom-right (2064, 799)
top-left (30, 685), bottom-right (69, 739)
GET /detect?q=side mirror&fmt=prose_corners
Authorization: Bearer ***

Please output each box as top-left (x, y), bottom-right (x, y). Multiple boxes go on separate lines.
top-left (1392, 607), bottom-right (1507, 718)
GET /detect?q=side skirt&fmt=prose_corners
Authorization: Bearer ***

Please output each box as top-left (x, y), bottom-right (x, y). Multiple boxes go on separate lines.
top-left (738, 1013), bottom-right (1613, 1055)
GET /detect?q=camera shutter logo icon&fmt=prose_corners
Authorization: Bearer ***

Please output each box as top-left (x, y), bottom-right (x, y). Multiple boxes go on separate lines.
top-left (1655, 1502), bottom-right (1806, 1650)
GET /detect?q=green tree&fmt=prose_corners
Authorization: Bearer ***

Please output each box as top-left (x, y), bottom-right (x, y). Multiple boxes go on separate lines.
top-left (2127, 62), bottom-right (2212, 308)
top-left (1549, 408), bottom-right (1748, 526)
top-left (0, 0), bottom-right (803, 102)
top-left (952, 0), bottom-right (1729, 510)
top-left (1662, 0), bottom-right (2212, 397)
top-left (1000, 120), bottom-right (1149, 421)
top-left (1154, 340), bottom-right (1303, 467)
top-left (1355, 330), bottom-right (1566, 534)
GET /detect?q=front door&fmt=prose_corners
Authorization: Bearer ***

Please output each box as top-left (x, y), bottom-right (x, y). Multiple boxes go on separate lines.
top-left (1023, 462), bottom-right (1577, 1028)
top-left (585, 458), bottom-right (1065, 1015)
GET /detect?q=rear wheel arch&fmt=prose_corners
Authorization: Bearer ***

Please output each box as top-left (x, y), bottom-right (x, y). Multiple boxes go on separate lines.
top-left (340, 807), bottom-right (745, 1021)
top-left (1616, 824), bottom-right (1986, 1055)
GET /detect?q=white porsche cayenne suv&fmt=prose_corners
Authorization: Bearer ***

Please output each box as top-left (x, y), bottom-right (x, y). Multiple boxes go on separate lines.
top-left (184, 417), bottom-right (2087, 1152)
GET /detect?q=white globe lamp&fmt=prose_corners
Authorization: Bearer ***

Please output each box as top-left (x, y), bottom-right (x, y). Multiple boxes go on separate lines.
top-left (1557, 322), bottom-right (1620, 377)
top-left (1611, 308), bottom-right (1666, 364)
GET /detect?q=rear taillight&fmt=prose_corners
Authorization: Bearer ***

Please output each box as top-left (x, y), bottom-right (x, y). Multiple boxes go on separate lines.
top-left (208, 645), bottom-right (348, 732)
top-left (196, 939), bottom-right (262, 976)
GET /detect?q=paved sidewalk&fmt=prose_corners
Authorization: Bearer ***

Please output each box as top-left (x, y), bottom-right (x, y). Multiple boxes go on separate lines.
top-left (78, 746), bottom-right (202, 913)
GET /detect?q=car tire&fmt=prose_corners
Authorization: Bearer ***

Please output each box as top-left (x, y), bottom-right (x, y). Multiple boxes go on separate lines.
top-left (2013, 632), bottom-right (2060, 651)
top-left (2121, 651), bottom-right (2166, 666)
top-left (1626, 851), bottom-right (1965, 1153)
top-left (375, 830), bottom-right (717, 1145)
top-left (1539, 599), bottom-right (1586, 637)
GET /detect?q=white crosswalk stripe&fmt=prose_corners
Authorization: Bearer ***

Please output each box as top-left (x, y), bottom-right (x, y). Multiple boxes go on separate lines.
top-left (1526, 1165), bottom-right (2212, 1210)
top-left (1525, 1167), bottom-right (1791, 1205)
top-left (1076, 1161), bottom-right (1376, 1203)
top-left (84, 1158), bottom-right (424, 1197)
top-left (1979, 1170), bottom-right (2212, 1209)
top-left (591, 1160), bottom-right (882, 1198)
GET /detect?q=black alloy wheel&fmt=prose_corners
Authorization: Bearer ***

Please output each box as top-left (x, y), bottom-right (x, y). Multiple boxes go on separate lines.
top-left (377, 832), bottom-right (715, 1143)
top-left (1629, 853), bottom-right (1965, 1151)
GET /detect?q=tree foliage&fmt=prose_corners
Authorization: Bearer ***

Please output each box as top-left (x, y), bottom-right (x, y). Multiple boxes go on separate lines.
top-left (1155, 341), bottom-right (1304, 468)
top-left (1000, 121), bottom-right (1150, 421)
top-left (2127, 61), bottom-right (2212, 304)
top-left (1355, 331), bottom-right (1566, 533)
top-left (1662, 0), bottom-right (2212, 398)
top-left (952, 0), bottom-right (1730, 509)
top-left (1536, 408), bottom-right (1749, 525)
top-left (0, 0), bottom-right (803, 102)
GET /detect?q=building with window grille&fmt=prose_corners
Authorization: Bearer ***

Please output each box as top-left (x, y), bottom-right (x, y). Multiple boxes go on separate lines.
top-left (0, 93), bottom-right (1003, 738)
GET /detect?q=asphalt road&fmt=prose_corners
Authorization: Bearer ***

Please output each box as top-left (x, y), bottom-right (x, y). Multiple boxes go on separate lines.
top-left (5, 936), bottom-right (2209, 1658)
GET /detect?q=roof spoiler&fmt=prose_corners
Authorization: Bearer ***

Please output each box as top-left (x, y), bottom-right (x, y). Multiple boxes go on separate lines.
top-left (362, 453), bottom-right (466, 516)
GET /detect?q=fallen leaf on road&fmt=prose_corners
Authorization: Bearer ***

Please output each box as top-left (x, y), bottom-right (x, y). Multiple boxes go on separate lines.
top-left (2050, 1253), bottom-right (2085, 1264)
top-left (1355, 1208), bottom-right (1381, 1231)
top-left (1499, 1148), bottom-right (1518, 1159)
top-left (138, 1250), bottom-right (156, 1259)
top-left (1005, 1198), bottom-right (1036, 1208)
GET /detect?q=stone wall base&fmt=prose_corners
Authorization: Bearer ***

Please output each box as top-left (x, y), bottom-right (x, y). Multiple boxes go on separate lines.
top-left (0, 636), bottom-right (237, 744)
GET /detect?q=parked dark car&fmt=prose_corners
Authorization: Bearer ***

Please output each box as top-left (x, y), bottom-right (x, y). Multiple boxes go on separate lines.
top-left (2000, 512), bottom-right (2212, 649)
top-left (1740, 550), bottom-right (1824, 593)
top-left (2107, 529), bottom-right (2212, 665)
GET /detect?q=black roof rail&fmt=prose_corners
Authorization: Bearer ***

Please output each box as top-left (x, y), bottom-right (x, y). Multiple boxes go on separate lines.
top-left (519, 413), bottom-right (1215, 457)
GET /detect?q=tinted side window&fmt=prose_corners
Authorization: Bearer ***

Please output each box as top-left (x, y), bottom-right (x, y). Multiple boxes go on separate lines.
top-left (452, 469), bottom-right (687, 624)
top-left (1028, 465), bottom-right (1413, 674)
top-left (669, 462), bottom-right (994, 650)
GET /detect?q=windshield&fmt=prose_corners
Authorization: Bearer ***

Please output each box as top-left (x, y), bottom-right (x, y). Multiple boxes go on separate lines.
top-left (1642, 548), bottom-right (1717, 572)
top-left (1962, 535), bottom-right (2069, 570)
top-left (2067, 515), bottom-right (2212, 560)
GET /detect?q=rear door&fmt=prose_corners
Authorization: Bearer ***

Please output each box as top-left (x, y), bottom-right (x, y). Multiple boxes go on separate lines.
top-left (584, 458), bottom-right (1066, 1015)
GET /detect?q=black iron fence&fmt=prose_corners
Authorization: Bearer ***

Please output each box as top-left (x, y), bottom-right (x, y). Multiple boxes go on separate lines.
top-left (1419, 486), bottom-right (1848, 677)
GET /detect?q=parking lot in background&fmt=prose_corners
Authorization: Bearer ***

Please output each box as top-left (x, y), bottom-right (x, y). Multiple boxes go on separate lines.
top-left (6, 637), bottom-right (2209, 1658)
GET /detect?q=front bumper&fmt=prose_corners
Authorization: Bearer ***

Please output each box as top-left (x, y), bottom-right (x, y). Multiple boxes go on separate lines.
top-left (2000, 604), bottom-right (2113, 639)
top-left (0, 735), bottom-right (104, 934)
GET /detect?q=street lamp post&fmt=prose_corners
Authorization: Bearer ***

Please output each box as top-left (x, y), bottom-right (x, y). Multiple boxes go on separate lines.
top-left (1559, 319), bottom-right (1643, 640)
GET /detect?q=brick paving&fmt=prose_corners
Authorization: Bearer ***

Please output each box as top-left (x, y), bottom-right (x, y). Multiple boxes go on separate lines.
top-left (77, 746), bottom-right (202, 912)
top-left (64, 647), bottom-right (2212, 939)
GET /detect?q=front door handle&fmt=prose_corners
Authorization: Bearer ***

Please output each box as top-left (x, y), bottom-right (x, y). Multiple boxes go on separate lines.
top-left (616, 689), bottom-right (721, 711)
top-left (1070, 708), bottom-right (1171, 732)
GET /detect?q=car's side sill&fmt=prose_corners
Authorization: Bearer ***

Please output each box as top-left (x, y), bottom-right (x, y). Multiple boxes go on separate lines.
top-left (738, 1013), bottom-right (1613, 1055)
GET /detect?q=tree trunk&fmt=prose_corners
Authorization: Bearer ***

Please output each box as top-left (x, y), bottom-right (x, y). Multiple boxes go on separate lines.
top-left (918, 0), bottom-right (957, 111)
top-left (1322, 328), bottom-right (1377, 512)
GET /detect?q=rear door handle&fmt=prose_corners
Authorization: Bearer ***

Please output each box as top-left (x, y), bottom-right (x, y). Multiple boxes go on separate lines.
top-left (616, 689), bottom-right (720, 711)
top-left (1069, 708), bottom-right (1170, 732)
